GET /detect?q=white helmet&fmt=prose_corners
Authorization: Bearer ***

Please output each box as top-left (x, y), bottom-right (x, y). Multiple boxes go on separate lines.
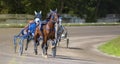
top-left (34, 18), bottom-right (40, 25)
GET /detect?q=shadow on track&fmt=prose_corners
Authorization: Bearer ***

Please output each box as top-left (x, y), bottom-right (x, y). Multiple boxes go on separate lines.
top-left (58, 46), bottom-right (84, 50)
top-left (54, 55), bottom-right (95, 62)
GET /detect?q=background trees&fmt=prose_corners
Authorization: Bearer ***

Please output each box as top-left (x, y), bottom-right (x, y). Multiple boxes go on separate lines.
top-left (0, 0), bottom-right (119, 22)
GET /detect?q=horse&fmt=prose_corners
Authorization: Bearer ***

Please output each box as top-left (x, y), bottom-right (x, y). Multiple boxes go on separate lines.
top-left (40, 9), bottom-right (59, 58)
top-left (32, 19), bottom-right (43, 55)
top-left (14, 11), bottom-right (42, 55)
top-left (24, 11), bottom-right (43, 54)
top-left (25, 11), bottom-right (42, 52)
top-left (55, 15), bottom-right (64, 45)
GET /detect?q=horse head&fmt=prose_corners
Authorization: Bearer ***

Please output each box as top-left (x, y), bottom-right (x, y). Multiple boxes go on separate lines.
top-left (48, 9), bottom-right (58, 23)
top-left (34, 11), bottom-right (42, 25)
top-left (34, 11), bottom-right (42, 18)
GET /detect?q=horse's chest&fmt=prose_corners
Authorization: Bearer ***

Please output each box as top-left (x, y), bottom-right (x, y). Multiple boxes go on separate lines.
top-left (48, 31), bottom-right (55, 39)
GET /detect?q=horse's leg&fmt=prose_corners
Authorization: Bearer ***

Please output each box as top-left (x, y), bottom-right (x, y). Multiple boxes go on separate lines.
top-left (41, 41), bottom-right (44, 56)
top-left (36, 37), bottom-right (40, 46)
top-left (41, 41), bottom-right (46, 57)
top-left (33, 35), bottom-right (38, 55)
top-left (51, 39), bottom-right (57, 57)
top-left (41, 36), bottom-right (48, 58)
top-left (45, 41), bottom-right (48, 56)
top-left (51, 38), bottom-right (57, 48)
top-left (57, 36), bottom-right (60, 46)
top-left (57, 29), bottom-right (63, 45)
top-left (25, 38), bottom-right (30, 51)
top-left (58, 25), bottom-right (64, 42)
top-left (56, 33), bottom-right (61, 46)
top-left (34, 41), bottom-right (38, 55)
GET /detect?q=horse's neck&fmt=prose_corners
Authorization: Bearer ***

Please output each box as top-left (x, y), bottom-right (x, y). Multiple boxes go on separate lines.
top-left (49, 17), bottom-right (53, 22)
top-left (46, 21), bottom-right (55, 30)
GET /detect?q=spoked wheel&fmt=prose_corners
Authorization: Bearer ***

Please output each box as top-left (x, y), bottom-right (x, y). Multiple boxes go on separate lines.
top-left (19, 45), bottom-right (23, 56)
top-left (14, 35), bottom-right (20, 53)
top-left (19, 43), bottom-right (23, 56)
top-left (66, 38), bottom-right (69, 48)
top-left (14, 36), bottom-right (17, 53)
top-left (19, 38), bottom-right (24, 56)
top-left (14, 45), bottom-right (17, 53)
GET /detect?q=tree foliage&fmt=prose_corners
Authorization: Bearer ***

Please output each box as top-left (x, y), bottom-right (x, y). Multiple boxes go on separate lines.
top-left (0, 0), bottom-right (120, 22)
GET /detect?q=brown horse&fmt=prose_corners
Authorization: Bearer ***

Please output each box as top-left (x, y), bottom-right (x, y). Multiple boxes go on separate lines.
top-left (41, 9), bottom-right (59, 58)
top-left (33, 24), bottom-right (43, 55)
top-left (24, 11), bottom-right (43, 55)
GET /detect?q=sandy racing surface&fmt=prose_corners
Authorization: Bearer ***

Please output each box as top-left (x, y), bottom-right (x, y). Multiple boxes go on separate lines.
top-left (0, 26), bottom-right (120, 64)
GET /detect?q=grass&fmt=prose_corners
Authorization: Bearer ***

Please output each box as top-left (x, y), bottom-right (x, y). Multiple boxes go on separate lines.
top-left (98, 36), bottom-right (120, 57)
top-left (0, 23), bottom-right (26, 28)
top-left (62, 23), bottom-right (120, 26)
top-left (0, 23), bottom-right (120, 28)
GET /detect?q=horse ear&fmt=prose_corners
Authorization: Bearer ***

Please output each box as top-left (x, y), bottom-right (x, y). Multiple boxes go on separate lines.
top-left (55, 8), bottom-right (57, 12)
top-left (39, 11), bottom-right (42, 14)
top-left (34, 11), bottom-right (37, 15)
top-left (50, 9), bottom-right (52, 13)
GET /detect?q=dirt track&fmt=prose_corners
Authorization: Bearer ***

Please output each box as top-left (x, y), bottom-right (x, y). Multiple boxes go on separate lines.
top-left (0, 26), bottom-right (120, 64)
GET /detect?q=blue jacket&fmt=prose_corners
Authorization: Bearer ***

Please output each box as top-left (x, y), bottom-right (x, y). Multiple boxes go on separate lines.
top-left (28, 22), bottom-right (36, 34)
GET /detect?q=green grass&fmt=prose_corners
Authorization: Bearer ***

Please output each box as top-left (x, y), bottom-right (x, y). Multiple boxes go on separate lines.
top-left (62, 23), bottom-right (120, 26)
top-left (98, 36), bottom-right (120, 56)
top-left (0, 23), bottom-right (26, 28)
top-left (0, 23), bottom-right (120, 28)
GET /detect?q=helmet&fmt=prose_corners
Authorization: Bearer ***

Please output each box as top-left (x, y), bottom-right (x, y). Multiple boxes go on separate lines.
top-left (34, 18), bottom-right (40, 25)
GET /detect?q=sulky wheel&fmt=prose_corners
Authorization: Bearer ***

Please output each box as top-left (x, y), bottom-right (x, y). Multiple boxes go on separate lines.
top-left (66, 38), bottom-right (69, 48)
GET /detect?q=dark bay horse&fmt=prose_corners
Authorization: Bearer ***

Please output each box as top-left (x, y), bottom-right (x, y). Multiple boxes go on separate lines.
top-left (41, 9), bottom-right (59, 58)
top-left (25, 11), bottom-right (43, 55)
top-left (33, 23), bottom-right (43, 55)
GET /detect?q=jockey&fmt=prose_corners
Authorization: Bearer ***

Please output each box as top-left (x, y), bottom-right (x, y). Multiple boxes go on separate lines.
top-left (58, 16), bottom-right (62, 26)
top-left (17, 18), bottom-right (40, 37)
top-left (28, 18), bottom-right (40, 36)
top-left (57, 15), bottom-right (64, 42)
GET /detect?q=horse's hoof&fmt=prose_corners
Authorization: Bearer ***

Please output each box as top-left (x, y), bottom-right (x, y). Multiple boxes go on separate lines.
top-left (51, 45), bottom-right (55, 49)
top-left (35, 52), bottom-right (38, 55)
top-left (14, 50), bottom-right (16, 53)
top-left (35, 53), bottom-right (37, 55)
top-left (37, 42), bottom-right (39, 46)
top-left (19, 53), bottom-right (22, 56)
top-left (44, 55), bottom-right (48, 58)
top-left (25, 48), bottom-right (27, 51)
top-left (35, 51), bottom-right (38, 55)
top-left (42, 53), bottom-right (44, 57)
top-left (42, 53), bottom-right (48, 58)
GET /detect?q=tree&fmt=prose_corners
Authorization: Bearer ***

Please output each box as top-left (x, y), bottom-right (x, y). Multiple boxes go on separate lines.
top-left (0, 0), bottom-right (120, 22)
